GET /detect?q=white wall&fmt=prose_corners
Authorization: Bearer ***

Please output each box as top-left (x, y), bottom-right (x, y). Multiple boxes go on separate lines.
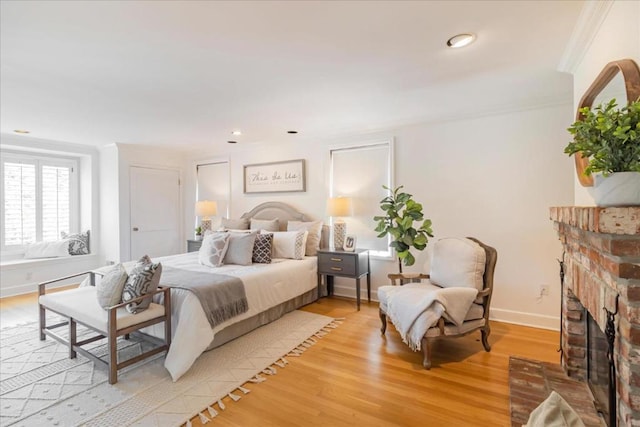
top-left (185, 102), bottom-right (574, 329)
top-left (0, 134), bottom-right (101, 296)
top-left (571, 0), bottom-right (640, 205)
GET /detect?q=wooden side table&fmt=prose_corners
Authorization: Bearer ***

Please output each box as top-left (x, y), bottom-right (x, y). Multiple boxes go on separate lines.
top-left (187, 239), bottom-right (202, 252)
top-left (317, 248), bottom-right (370, 310)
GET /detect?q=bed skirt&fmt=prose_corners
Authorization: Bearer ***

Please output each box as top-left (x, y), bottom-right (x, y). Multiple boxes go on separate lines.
top-left (205, 287), bottom-right (318, 351)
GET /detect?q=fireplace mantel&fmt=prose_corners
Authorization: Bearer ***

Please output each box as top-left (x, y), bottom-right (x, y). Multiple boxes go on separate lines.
top-left (550, 206), bottom-right (640, 426)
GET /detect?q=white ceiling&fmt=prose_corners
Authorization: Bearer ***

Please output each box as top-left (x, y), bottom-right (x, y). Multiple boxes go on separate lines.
top-left (0, 1), bottom-right (583, 150)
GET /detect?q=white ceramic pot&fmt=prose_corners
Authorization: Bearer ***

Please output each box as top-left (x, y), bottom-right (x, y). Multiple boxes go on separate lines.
top-left (591, 172), bottom-right (640, 207)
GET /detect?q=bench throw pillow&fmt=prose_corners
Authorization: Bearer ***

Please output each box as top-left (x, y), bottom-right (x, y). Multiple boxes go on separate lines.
top-left (122, 255), bottom-right (162, 314)
top-left (199, 232), bottom-right (231, 267)
top-left (96, 263), bottom-right (129, 309)
top-left (61, 230), bottom-right (90, 255)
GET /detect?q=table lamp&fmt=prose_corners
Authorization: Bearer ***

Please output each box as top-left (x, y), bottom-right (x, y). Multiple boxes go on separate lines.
top-left (327, 197), bottom-right (352, 250)
top-left (195, 200), bottom-right (217, 233)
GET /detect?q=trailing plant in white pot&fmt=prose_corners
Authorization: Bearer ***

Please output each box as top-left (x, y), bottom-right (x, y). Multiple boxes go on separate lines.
top-left (565, 99), bottom-right (640, 206)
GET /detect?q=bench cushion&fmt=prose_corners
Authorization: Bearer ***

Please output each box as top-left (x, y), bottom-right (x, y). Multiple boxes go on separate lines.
top-left (39, 287), bottom-right (165, 332)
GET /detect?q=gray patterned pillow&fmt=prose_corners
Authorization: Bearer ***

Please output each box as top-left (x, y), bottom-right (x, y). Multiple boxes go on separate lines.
top-left (199, 232), bottom-right (230, 267)
top-left (224, 231), bottom-right (258, 265)
top-left (61, 230), bottom-right (90, 255)
top-left (252, 233), bottom-right (273, 264)
top-left (122, 255), bottom-right (162, 314)
top-left (96, 264), bottom-right (128, 309)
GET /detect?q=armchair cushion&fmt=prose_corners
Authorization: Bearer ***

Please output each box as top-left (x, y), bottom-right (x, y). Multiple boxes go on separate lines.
top-left (430, 237), bottom-right (486, 291)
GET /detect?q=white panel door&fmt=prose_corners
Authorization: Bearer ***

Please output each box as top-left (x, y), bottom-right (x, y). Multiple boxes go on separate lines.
top-left (130, 166), bottom-right (181, 260)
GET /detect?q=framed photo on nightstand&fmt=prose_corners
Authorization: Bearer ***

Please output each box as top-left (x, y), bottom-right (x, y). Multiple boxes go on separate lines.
top-left (344, 235), bottom-right (356, 252)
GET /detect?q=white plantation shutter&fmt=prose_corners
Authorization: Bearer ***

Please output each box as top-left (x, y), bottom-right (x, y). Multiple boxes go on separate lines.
top-left (1, 153), bottom-right (77, 252)
top-left (42, 165), bottom-right (71, 241)
top-left (3, 161), bottom-right (36, 245)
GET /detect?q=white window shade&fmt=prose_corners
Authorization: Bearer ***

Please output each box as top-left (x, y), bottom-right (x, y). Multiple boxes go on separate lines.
top-left (196, 161), bottom-right (230, 220)
top-left (330, 142), bottom-right (393, 256)
top-left (42, 165), bottom-right (71, 241)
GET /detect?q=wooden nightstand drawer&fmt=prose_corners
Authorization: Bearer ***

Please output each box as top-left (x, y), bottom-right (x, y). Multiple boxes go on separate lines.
top-left (318, 253), bottom-right (356, 276)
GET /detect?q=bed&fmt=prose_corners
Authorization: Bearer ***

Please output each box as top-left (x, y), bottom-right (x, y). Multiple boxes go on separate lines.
top-left (138, 202), bottom-right (327, 381)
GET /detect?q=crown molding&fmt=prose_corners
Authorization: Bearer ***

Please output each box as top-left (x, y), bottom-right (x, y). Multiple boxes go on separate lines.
top-left (558, 0), bottom-right (614, 74)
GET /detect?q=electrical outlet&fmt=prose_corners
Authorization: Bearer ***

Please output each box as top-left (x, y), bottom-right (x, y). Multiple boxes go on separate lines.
top-left (25, 272), bottom-right (33, 281)
top-left (539, 284), bottom-right (549, 297)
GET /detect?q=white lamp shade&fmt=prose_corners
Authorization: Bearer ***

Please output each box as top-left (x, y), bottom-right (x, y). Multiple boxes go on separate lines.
top-left (195, 200), bottom-right (217, 218)
top-left (327, 197), bottom-right (353, 217)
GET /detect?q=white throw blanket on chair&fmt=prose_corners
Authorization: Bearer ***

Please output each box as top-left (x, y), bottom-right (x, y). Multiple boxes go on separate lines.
top-left (385, 283), bottom-right (479, 351)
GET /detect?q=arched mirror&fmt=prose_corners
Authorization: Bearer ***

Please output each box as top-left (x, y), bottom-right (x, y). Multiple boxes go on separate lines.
top-left (573, 59), bottom-right (640, 187)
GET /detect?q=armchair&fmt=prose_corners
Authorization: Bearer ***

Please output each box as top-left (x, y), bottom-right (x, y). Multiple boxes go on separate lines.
top-left (378, 237), bottom-right (497, 369)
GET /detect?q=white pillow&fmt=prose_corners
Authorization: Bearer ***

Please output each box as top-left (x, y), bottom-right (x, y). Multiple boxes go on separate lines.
top-left (429, 238), bottom-right (486, 290)
top-left (270, 230), bottom-right (308, 260)
top-left (287, 220), bottom-right (323, 256)
top-left (24, 240), bottom-right (71, 259)
top-left (199, 232), bottom-right (231, 267)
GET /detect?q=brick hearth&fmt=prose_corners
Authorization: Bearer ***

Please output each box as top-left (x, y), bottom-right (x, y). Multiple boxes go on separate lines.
top-left (550, 207), bottom-right (640, 426)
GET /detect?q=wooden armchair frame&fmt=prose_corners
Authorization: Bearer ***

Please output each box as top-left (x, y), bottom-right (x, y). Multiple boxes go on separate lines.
top-left (38, 271), bottom-right (172, 384)
top-left (380, 237), bottom-right (497, 369)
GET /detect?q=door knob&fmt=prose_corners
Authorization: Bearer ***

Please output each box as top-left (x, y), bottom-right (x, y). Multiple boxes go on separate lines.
top-left (132, 227), bottom-right (139, 231)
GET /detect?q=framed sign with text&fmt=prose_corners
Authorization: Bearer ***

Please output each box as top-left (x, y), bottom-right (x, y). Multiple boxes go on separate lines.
top-left (243, 159), bottom-right (306, 193)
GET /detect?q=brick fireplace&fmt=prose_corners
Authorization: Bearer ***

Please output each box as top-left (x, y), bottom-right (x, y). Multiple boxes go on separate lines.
top-left (550, 207), bottom-right (640, 426)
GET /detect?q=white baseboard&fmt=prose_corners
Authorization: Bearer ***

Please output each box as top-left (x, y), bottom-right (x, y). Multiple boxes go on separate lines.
top-left (333, 284), bottom-right (560, 331)
top-left (488, 308), bottom-right (559, 331)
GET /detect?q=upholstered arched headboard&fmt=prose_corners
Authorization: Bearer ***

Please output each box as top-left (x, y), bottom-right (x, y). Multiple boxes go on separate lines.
top-left (240, 202), bottom-right (329, 248)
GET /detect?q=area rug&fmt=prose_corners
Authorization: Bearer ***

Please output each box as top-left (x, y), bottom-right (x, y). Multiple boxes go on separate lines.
top-left (0, 310), bottom-right (337, 427)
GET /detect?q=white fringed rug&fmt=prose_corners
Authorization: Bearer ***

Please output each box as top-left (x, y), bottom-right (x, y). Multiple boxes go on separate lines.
top-left (0, 310), bottom-right (337, 427)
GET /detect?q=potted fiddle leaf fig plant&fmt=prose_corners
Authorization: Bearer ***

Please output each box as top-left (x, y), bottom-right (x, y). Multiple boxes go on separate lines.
top-left (374, 185), bottom-right (434, 273)
top-left (565, 98), bottom-right (640, 206)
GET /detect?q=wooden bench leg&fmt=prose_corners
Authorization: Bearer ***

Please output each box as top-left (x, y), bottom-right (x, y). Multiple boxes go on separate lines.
top-left (108, 311), bottom-right (118, 384)
top-left (69, 318), bottom-right (77, 359)
top-left (39, 304), bottom-right (46, 341)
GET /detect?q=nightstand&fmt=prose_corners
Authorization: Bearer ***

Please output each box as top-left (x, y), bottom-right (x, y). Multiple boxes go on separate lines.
top-left (187, 239), bottom-right (202, 252)
top-left (317, 248), bottom-right (370, 310)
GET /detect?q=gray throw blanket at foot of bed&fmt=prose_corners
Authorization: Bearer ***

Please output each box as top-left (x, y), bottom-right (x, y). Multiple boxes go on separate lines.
top-left (161, 266), bottom-right (248, 327)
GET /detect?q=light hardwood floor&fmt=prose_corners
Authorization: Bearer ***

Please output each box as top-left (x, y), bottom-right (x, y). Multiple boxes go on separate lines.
top-left (0, 293), bottom-right (559, 427)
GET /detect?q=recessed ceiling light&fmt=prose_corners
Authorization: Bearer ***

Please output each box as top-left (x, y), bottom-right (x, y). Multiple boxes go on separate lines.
top-left (231, 130), bottom-right (242, 136)
top-left (13, 129), bottom-right (30, 134)
top-left (227, 140), bottom-right (237, 144)
top-left (446, 33), bottom-right (476, 48)
top-left (287, 130), bottom-right (298, 134)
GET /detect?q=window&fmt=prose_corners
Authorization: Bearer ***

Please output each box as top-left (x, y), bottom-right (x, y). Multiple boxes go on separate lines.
top-left (196, 160), bottom-right (230, 224)
top-left (329, 140), bottom-right (394, 258)
top-left (1, 152), bottom-right (78, 252)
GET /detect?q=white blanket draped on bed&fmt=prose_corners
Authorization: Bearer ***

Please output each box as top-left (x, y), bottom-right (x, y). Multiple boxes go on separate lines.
top-left (385, 283), bottom-right (478, 351)
top-left (95, 252), bottom-right (317, 381)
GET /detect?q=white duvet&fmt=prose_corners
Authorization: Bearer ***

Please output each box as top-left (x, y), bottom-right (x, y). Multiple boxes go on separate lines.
top-left (108, 252), bottom-right (317, 381)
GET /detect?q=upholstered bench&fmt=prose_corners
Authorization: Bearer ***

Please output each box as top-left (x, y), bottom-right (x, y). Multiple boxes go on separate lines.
top-left (38, 271), bottom-right (171, 384)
